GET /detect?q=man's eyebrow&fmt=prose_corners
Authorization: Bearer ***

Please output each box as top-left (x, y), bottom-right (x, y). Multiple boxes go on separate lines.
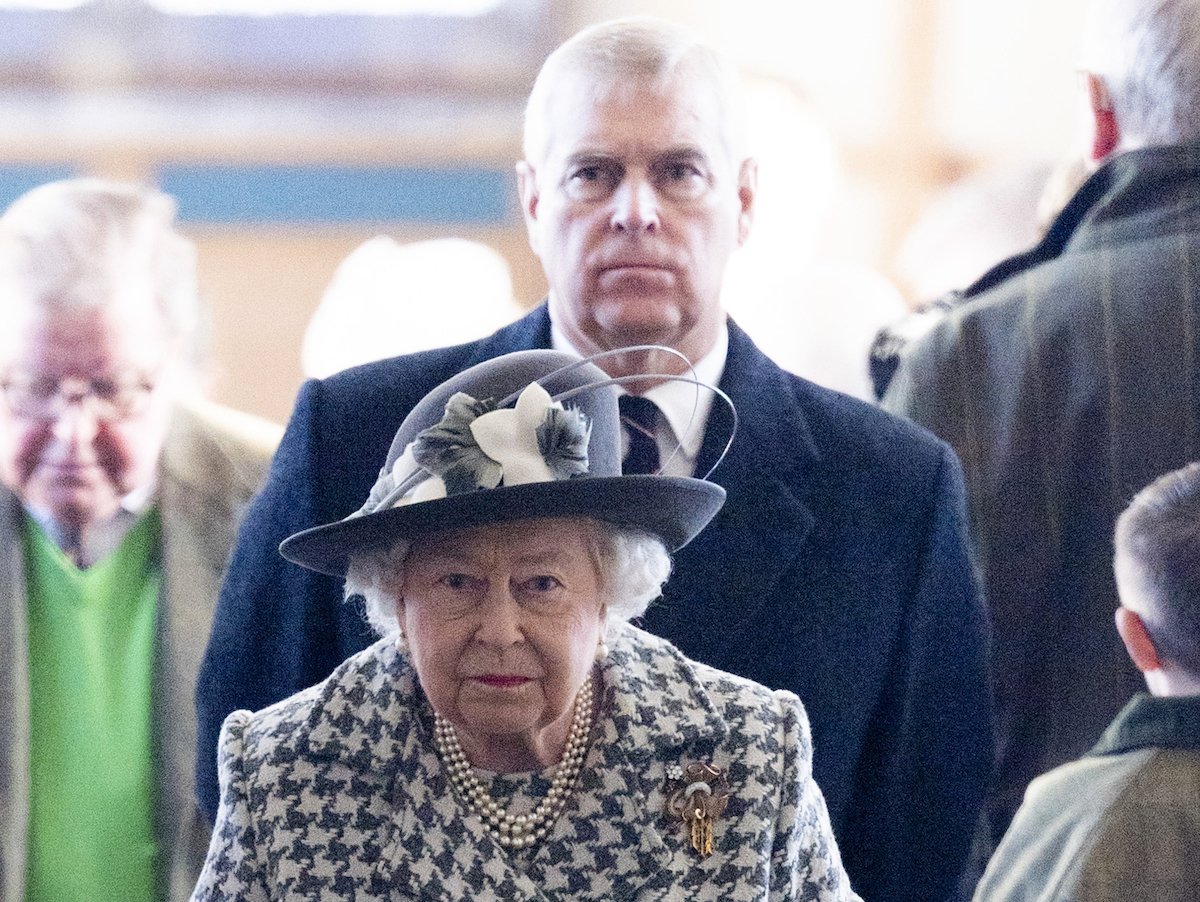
top-left (656, 146), bottom-right (706, 159)
top-left (562, 151), bottom-right (620, 168)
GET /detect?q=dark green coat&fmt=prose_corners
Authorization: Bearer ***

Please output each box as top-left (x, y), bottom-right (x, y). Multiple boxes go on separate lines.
top-left (884, 142), bottom-right (1200, 853)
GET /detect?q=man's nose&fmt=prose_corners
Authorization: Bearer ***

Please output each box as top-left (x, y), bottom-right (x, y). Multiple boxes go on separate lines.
top-left (611, 176), bottom-right (660, 234)
top-left (50, 395), bottom-right (101, 444)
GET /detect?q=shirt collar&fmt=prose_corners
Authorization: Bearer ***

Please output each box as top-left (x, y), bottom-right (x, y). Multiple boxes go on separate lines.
top-left (26, 476), bottom-right (158, 568)
top-left (1089, 692), bottom-right (1200, 757)
top-left (549, 320), bottom-right (729, 463)
top-left (121, 477), bottom-right (157, 515)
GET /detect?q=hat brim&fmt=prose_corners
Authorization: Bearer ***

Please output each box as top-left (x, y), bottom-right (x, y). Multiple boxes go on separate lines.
top-left (279, 475), bottom-right (726, 577)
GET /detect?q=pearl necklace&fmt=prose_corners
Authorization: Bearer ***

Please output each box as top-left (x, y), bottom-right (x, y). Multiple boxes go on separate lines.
top-left (434, 676), bottom-right (595, 850)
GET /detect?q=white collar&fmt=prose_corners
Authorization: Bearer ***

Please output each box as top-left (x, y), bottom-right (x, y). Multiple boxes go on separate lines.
top-left (549, 320), bottom-right (729, 467)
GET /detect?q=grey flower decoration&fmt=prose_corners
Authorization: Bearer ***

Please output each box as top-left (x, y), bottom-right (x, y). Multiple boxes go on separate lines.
top-left (412, 391), bottom-right (501, 495)
top-left (537, 406), bottom-right (591, 480)
top-left (359, 464), bottom-right (399, 515)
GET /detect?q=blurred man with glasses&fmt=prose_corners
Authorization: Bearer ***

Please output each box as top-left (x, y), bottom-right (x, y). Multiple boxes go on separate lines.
top-left (0, 179), bottom-right (280, 902)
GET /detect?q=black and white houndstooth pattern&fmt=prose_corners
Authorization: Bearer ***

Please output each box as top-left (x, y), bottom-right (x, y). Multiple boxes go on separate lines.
top-left (190, 622), bottom-right (861, 901)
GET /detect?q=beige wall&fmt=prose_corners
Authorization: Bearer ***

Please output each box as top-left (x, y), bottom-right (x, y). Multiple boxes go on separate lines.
top-left (195, 224), bottom-right (546, 425)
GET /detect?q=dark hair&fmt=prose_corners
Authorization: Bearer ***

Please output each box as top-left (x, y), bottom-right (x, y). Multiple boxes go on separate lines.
top-left (1115, 461), bottom-right (1200, 674)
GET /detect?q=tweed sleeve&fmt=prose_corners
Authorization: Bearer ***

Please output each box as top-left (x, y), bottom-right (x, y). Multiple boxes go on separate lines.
top-left (770, 692), bottom-right (863, 902)
top-left (190, 711), bottom-right (269, 902)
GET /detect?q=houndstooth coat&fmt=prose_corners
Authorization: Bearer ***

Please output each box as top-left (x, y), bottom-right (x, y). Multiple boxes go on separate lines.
top-left (190, 622), bottom-right (861, 902)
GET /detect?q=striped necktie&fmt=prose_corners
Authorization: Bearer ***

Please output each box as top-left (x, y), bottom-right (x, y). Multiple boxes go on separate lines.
top-left (619, 395), bottom-right (660, 475)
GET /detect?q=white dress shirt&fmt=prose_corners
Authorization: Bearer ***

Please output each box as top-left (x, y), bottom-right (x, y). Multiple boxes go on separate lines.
top-left (550, 322), bottom-right (729, 478)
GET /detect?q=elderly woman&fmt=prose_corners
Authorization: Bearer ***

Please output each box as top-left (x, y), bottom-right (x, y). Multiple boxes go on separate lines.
top-left (191, 350), bottom-right (860, 902)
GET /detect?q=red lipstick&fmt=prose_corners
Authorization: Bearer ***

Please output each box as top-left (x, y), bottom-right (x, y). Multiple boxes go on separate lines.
top-left (476, 675), bottom-right (531, 688)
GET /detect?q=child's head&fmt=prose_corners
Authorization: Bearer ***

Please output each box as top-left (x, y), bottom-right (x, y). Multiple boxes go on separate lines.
top-left (1114, 462), bottom-right (1200, 694)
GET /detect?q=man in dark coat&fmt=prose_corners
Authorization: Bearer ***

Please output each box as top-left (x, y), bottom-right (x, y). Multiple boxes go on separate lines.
top-left (197, 17), bottom-right (991, 902)
top-left (882, 0), bottom-right (1200, 871)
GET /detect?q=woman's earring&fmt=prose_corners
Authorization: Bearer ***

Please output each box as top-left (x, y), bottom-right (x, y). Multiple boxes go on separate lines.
top-left (595, 634), bottom-right (609, 661)
top-left (396, 629), bottom-right (407, 651)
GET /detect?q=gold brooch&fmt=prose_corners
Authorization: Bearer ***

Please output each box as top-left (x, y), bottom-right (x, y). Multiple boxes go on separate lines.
top-left (664, 762), bottom-right (730, 857)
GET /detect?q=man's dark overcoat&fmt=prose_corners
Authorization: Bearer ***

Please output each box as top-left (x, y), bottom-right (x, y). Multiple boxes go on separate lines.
top-left (883, 142), bottom-right (1200, 852)
top-left (197, 306), bottom-right (991, 902)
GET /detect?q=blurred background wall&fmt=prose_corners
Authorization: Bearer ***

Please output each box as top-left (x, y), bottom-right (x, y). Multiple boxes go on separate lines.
top-left (0, 0), bottom-right (1092, 420)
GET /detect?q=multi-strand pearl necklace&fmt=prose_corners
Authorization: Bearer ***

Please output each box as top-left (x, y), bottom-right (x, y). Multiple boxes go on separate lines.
top-left (434, 676), bottom-right (595, 850)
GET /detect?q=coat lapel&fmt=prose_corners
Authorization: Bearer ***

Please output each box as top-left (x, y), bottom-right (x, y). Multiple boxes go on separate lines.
top-left (157, 405), bottom-right (261, 900)
top-left (158, 476), bottom-right (210, 829)
top-left (647, 322), bottom-right (815, 661)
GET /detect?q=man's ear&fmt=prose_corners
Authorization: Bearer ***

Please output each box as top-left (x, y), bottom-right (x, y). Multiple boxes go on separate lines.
top-left (736, 157), bottom-right (758, 246)
top-left (516, 161), bottom-right (541, 255)
top-left (1115, 607), bottom-right (1163, 673)
top-left (1084, 72), bottom-right (1121, 164)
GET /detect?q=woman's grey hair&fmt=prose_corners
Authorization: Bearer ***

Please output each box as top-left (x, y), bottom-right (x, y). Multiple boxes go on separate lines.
top-left (1114, 461), bottom-right (1200, 676)
top-left (0, 178), bottom-right (205, 368)
top-left (344, 520), bottom-right (673, 639)
top-left (522, 16), bottom-right (747, 171)
top-left (1081, 0), bottom-right (1200, 146)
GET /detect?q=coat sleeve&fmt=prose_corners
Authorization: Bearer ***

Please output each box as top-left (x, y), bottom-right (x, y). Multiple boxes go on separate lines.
top-left (770, 692), bottom-right (863, 902)
top-left (194, 378), bottom-right (373, 821)
top-left (190, 711), bottom-right (269, 902)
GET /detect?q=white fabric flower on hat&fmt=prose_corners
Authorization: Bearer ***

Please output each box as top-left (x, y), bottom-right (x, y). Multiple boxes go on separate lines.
top-left (392, 444), bottom-right (448, 504)
top-left (470, 382), bottom-right (558, 486)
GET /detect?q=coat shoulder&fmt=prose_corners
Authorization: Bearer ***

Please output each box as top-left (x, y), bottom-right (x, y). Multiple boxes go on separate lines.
top-left (800, 370), bottom-right (950, 459)
top-left (613, 625), bottom-right (806, 743)
top-left (772, 358), bottom-right (960, 517)
top-left (228, 639), bottom-right (409, 770)
top-left (730, 323), bottom-right (954, 483)
top-left (162, 399), bottom-right (282, 500)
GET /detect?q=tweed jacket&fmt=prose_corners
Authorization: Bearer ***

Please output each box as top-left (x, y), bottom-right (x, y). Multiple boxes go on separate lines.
top-left (198, 307), bottom-right (991, 902)
top-left (882, 143), bottom-right (1200, 854)
top-left (973, 694), bottom-right (1200, 902)
top-left (192, 624), bottom-right (861, 902)
top-left (0, 399), bottom-right (279, 902)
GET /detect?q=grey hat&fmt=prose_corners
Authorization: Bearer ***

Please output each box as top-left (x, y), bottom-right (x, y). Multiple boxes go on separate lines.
top-left (279, 349), bottom-right (726, 576)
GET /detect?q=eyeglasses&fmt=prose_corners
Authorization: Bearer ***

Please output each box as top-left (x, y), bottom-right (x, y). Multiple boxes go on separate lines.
top-left (0, 373), bottom-right (158, 422)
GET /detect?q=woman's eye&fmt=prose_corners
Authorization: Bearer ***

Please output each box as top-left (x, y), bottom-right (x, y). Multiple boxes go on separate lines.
top-left (514, 575), bottom-right (564, 598)
top-left (440, 573), bottom-right (473, 591)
